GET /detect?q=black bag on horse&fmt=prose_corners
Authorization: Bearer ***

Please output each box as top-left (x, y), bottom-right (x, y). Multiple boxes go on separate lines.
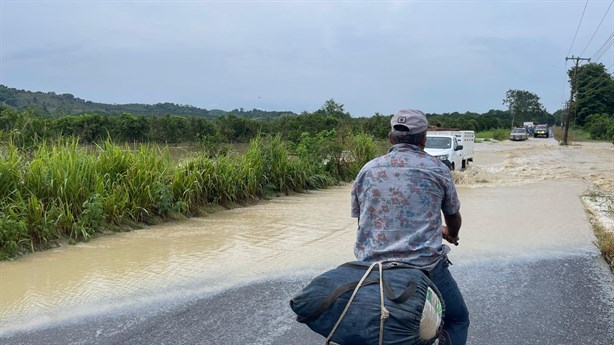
top-left (290, 261), bottom-right (444, 345)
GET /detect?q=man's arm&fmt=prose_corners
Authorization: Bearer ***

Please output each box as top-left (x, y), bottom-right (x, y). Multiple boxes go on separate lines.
top-left (443, 211), bottom-right (462, 245)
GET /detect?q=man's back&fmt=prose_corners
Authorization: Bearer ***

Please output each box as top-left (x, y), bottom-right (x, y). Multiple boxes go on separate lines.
top-left (351, 143), bottom-right (460, 269)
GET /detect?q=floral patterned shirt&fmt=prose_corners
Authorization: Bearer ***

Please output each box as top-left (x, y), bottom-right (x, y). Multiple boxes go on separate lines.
top-left (351, 143), bottom-right (460, 269)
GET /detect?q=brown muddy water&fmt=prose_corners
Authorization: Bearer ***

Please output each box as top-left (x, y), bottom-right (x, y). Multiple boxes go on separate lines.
top-left (1, 137), bottom-right (612, 335)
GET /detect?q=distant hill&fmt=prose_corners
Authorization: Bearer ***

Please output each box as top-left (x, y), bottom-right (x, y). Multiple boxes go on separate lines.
top-left (0, 85), bottom-right (296, 119)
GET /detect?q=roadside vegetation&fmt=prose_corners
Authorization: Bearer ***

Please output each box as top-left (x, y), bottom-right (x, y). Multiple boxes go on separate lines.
top-left (552, 126), bottom-right (593, 142)
top-left (593, 223), bottom-right (614, 271)
top-left (475, 129), bottom-right (509, 141)
top-left (583, 191), bottom-right (614, 272)
top-left (0, 132), bottom-right (376, 260)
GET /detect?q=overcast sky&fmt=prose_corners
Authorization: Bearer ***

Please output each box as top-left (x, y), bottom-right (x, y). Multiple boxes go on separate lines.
top-left (1, 0), bottom-right (613, 117)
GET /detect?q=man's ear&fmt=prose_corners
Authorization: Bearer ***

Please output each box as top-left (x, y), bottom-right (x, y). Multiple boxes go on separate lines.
top-left (387, 131), bottom-right (394, 144)
top-left (420, 133), bottom-right (427, 147)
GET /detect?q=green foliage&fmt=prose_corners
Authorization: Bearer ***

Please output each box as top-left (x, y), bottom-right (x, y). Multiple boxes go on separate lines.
top-left (593, 221), bottom-right (614, 270)
top-left (568, 63), bottom-right (614, 126)
top-left (119, 144), bottom-right (178, 222)
top-left (262, 135), bottom-right (290, 193)
top-left (265, 112), bottom-right (339, 143)
top-left (0, 207), bottom-right (30, 260)
top-left (294, 129), bottom-right (376, 182)
top-left (0, 107), bottom-right (45, 148)
top-left (217, 114), bottom-right (261, 143)
top-left (0, 143), bottom-right (21, 200)
top-left (315, 99), bottom-right (351, 120)
top-left (73, 194), bottom-right (105, 241)
top-left (476, 128), bottom-right (509, 141)
top-left (502, 89), bottom-right (548, 127)
top-left (241, 136), bottom-right (267, 199)
top-left (552, 126), bottom-right (592, 142)
top-left (116, 113), bottom-right (148, 142)
top-left (295, 129), bottom-right (344, 179)
top-left (551, 109), bottom-right (566, 126)
top-left (296, 130), bottom-right (334, 169)
top-left (0, 84), bottom-right (296, 119)
top-left (349, 132), bottom-right (377, 175)
top-left (171, 155), bottom-right (217, 213)
top-left (22, 139), bottom-right (105, 241)
top-left (584, 113), bottom-right (614, 143)
top-left (352, 113), bottom-right (391, 139)
top-left (427, 113), bottom-right (504, 132)
top-left (2, 95), bottom-right (561, 148)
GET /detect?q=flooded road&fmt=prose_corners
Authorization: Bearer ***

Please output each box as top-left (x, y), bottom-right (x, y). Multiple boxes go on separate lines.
top-left (0, 187), bottom-right (358, 335)
top-left (1, 137), bottom-right (613, 344)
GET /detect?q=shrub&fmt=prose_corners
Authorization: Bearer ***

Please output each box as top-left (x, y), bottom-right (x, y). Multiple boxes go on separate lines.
top-left (584, 113), bottom-right (614, 143)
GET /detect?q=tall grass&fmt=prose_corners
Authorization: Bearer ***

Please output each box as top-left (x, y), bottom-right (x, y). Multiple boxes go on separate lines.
top-left (476, 129), bottom-right (509, 141)
top-left (552, 126), bottom-right (592, 142)
top-left (593, 222), bottom-right (614, 271)
top-left (0, 142), bottom-right (21, 201)
top-left (349, 132), bottom-right (377, 175)
top-left (0, 132), bottom-right (373, 259)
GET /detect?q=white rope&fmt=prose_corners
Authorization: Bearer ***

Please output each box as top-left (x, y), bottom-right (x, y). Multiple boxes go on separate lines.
top-left (326, 262), bottom-right (389, 345)
top-left (378, 262), bottom-right (390, 345)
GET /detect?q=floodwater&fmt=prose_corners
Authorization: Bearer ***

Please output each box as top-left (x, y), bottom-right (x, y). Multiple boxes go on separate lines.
top-left (1, 136), bottom-right (613, 336)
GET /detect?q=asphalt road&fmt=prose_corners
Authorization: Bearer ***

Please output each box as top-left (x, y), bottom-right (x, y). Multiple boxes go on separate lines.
top-left (3, 253), bottom-right (613, 345)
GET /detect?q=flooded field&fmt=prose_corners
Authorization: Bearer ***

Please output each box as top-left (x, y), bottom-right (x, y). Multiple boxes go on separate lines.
top-left (1, 137), bottom-right (612, 336)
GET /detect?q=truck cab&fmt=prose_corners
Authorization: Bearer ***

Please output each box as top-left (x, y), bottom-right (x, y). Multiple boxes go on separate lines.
top-left (425, 135), bottom-right (464, 170)
top-left (425, 130), bottom-right (475, 170)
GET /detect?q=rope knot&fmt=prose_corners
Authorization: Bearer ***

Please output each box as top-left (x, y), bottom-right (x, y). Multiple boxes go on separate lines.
top-left (381, 306), bottom-right (390, 320)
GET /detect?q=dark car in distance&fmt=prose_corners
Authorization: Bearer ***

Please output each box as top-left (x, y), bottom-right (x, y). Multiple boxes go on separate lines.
top-left (534, 124), bottom-right (549, 138)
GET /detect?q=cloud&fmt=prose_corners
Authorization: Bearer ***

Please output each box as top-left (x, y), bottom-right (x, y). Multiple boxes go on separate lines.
top-left (5, 44), bottom-right (84, 62)
top-left (1, 0), bottom-right (611, 115)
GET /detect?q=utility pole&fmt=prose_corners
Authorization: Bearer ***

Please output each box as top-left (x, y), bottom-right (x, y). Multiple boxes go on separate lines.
top-left (563, 56), bottom-right (590, 145)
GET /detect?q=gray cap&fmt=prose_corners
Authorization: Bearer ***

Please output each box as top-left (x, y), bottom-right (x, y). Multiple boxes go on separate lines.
top-left (390, 109), bottom-right (428, 134)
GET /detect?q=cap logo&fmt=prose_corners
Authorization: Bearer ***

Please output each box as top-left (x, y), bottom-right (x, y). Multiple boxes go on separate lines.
top-left (397, 117), bottom-right (406, 123)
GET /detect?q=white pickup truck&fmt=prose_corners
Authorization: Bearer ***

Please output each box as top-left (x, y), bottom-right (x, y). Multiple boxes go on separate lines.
top-left (424, 130), bottom-right (475, 171)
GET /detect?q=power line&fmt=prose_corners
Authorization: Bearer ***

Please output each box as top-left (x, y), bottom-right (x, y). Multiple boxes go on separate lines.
top-left (577, 62), bottom-right (614, 93)
top-left (567, 0), bottom-right (590, 56)
top-left (579, 0), bottom-right (614, 56)
top-left (591, 32), bottom-right (614, 62)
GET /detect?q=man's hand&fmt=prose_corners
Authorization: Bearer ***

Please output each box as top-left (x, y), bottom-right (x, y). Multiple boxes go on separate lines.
top-left (442, 225), bottom-right (459, 246)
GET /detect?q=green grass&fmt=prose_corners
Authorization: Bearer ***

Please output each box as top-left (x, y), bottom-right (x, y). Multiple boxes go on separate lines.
top-left (584, 191), bottom-right (614, 272)
top-left (0, 133), bottom-right (373, 260)
top-left (552, 126), bottom-right (592, 142)
top-left (593, 223), bottom-right (614, 271)
top-left (476, 129), bottom-right (509, 141)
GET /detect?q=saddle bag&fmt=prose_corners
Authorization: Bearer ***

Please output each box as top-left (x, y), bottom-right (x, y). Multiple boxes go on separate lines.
top-left (290, 261), bottom-right (444, 345)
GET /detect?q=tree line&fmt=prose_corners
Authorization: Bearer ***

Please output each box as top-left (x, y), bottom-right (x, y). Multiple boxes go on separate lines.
top-left (566, 62), bottom-right (614, 142)
top-left (1, 62), bottom-right (613, 145)
top-left (0, 84), bottom-right (294, 119)
top-left (0, 100), bottom-right (599, 147)
top-left (0, 98), bottom-right (551, 147)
